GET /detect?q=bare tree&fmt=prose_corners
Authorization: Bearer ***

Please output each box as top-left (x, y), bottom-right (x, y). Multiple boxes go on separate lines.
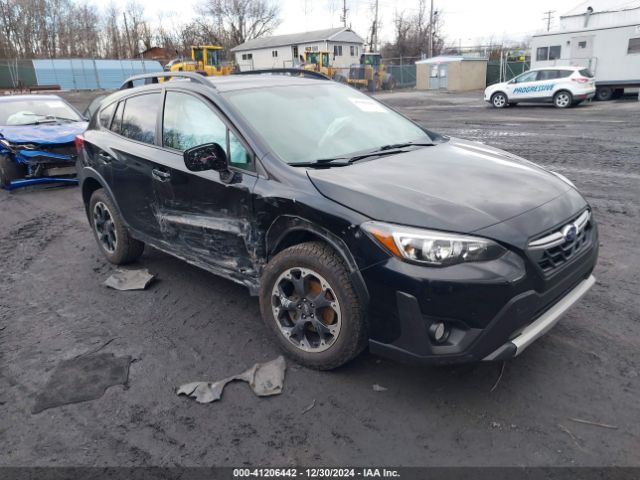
top-left (381, 2), bottom-right (445, 60)
top-left (197, 0), bottom-right (280, 48)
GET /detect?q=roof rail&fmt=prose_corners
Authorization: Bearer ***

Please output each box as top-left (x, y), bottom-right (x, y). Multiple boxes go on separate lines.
top-left (119, 71), bottom-right (211, 90)
top-left (234, 68), bottom-right (331, 81)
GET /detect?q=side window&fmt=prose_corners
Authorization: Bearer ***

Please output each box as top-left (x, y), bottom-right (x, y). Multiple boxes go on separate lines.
top-left (99, 102), bottom-right (116, 128)
top-left (538, 70), bottom-right (559, 80)
top-left (111, 101), bottom-right (124, 133)
top-left (514, 71), bottom-right (538, 83)
top-left (163, 91), bottom-right (255, 172)
top-left (557, 70), bottom-right (572, 78)
top-left (228, 130), bottom-right (251, 169)
top-left (121, 93), bottom-right (161, 144)
top-left (163, 91), bottom-right (226, 151)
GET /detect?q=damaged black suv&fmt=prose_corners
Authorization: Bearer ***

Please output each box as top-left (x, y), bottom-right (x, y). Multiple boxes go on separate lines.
top-left (77, 72), bottom-right (598, 370)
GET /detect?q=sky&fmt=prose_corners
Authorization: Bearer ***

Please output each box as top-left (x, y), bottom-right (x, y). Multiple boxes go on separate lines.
top-left (113, 0), bottom-right (585, 46)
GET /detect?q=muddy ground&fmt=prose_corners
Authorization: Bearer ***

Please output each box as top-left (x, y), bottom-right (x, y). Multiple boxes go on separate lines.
top-left (1, 89), bottom-right (639, 467)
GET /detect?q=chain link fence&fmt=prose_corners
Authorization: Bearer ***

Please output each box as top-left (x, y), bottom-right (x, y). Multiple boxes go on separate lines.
top-left (486, 60), bottom-right (530, 86)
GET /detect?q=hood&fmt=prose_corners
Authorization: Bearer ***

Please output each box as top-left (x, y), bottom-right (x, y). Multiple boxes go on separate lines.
top-left (307, 137), bottom-right (573, 234)
top-left (0, 122), bottom-right (87, 145)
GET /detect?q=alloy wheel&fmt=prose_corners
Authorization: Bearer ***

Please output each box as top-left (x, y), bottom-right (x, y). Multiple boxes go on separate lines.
top-left (555, 93), bottom-right (571, 108)
top-left (492, 93), bottom-right (506, 108)
top-left (93, 201), bottom-right (117, 253)
top-left (271, 267), bottom-right (341, 353)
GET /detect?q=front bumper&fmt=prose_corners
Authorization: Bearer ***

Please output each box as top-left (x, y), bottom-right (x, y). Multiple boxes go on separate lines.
top-left (362, 232), bottom-right (598, 365)
top-left (482, 274), bottom-right (595, 360)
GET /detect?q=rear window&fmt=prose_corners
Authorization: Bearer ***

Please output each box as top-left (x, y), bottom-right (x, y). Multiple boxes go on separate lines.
top-left (120, 93), bottom-right (160, 144)
top-left (579, 69), bottom-right (594, 78)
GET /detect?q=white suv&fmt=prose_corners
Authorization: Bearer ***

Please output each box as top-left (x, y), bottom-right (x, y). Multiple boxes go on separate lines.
top-left (485, 67), bottom-right (596, 108)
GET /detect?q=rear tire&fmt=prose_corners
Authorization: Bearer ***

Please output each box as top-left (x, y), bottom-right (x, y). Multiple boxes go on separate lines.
top-left (596, 86), bottom-right (613, 101)
top-left (553, 90), bottom-right (573, 108)
top-left (89, 188), bottom-right (144, 265)
top-left (491, 92), bottom-right (508, 108)
top-left (0, 154), bottom-right (26, 188)
top-left (259, 241), bottom-right (367, 370)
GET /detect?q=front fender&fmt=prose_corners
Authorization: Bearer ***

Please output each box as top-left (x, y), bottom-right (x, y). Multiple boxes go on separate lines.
top-left (265, 215), bottom-right (370, 306)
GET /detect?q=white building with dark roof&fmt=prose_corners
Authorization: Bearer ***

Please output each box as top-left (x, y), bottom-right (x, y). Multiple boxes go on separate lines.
top-left (230, 27), bottom-right (365, 71)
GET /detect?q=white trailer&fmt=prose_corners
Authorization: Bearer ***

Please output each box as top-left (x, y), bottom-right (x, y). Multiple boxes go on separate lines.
top-left (531, 0), bottom-right (640, 100)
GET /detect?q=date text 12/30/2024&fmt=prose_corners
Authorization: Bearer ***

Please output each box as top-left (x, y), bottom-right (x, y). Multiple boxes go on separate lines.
top-left (233, 468), bottom-right (401, 478)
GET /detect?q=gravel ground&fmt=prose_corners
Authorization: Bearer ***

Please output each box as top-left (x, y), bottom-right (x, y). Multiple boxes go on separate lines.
top-left (1, 89), bottom-right (639, 467)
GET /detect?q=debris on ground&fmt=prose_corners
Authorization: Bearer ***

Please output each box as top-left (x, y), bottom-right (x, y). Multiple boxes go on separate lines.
top-left (490, 362), bottom-right (506, 392)
top-left (32, 353), bottom-right (131, 414)
top-left (372, 384), bottom-right (388, 392)
top-left (302, 399), bottom-right (316, 414)
top-left (568, 417), bottom-right (619, 430)
top-left (177, 356), bottom-right (286, 404)
top-left (104, 268), bottom-right (155, 291)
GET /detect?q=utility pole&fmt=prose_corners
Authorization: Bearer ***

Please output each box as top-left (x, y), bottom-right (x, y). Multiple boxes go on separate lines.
top-left (428, 0), bottom-right (434, 58)
top-left (371, 0), bottom-right (379, 52)
top-left (341, 0), bottom-right (348, 27)
top-left (543, 10), bottom-right (555, 32)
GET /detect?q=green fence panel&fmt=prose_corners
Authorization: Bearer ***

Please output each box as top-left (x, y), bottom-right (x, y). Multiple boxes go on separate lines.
top-left (387, 64), bottom-right (416, 88)
top-left (486, 61), bottom-right (530, 86)
top-left (0, 60), bottom-right (37, 88)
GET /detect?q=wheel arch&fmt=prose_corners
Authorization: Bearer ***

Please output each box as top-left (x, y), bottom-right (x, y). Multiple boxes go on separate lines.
top-left (265, 215), bottom-right (370, 306)
top-left (80, 169), bottom-right (123, 223)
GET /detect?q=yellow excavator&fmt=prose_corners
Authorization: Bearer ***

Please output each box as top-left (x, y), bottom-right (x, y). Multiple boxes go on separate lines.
top-left (347, 53), bottom-right (396, 91)
top-left (168, 45), bottom-right (234, 76)
top-left (302, 51), bottom-right (342, 80)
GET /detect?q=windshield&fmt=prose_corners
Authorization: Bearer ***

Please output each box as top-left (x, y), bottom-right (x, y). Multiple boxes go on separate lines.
top-left (224, 83), bottom-right (431, 164)
top-left (0, 98), bottom-right (82, 126)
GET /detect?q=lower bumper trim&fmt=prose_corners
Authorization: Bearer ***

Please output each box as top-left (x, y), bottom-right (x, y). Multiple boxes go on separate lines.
top-left (483, 274), bottom-right (596, 361)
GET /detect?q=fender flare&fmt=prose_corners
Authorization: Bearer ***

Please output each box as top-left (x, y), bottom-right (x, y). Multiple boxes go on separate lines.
top-left (265, 215), bottom-right (370, 306)
top-left (79, 168), bottom-right (125, 224)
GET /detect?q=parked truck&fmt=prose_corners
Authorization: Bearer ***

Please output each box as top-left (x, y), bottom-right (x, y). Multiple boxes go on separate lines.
top-left (531, 1), bottom-right (640, 101)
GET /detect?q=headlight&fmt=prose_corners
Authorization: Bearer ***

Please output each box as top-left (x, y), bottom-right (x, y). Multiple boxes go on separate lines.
top-left (361, 222), bottom-right (506, 266)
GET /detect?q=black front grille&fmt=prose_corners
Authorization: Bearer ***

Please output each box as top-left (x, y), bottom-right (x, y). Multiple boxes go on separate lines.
top-left (536, 221), bottom-right (593, 274)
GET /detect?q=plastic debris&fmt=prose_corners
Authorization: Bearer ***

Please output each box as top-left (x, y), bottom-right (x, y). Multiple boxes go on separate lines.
top-left (372, 384), bottom-right (388, 392)
top-left (177, 356), bottom-right (286, 404)
top-left (104, 269), bottom-right (155, 291)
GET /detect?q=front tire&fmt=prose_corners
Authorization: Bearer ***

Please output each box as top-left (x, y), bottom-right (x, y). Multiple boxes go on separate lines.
top-left (553, 90), bottom-right (573, 108)
top-left (89, 188), bottom-right (144, 265)
top-left (0, 155), bottom-right (26, 188)
top-left (259, 241), bottom-right (367, 370)
top-left (491, 92), bottom-right (508, 108)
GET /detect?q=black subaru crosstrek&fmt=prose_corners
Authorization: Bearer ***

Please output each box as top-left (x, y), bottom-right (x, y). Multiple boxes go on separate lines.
top-left (77, 71), bottom-right (598, 370)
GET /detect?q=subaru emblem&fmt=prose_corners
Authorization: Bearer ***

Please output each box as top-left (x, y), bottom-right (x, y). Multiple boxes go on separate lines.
top-left (562, 224), bottom-right (578, 242)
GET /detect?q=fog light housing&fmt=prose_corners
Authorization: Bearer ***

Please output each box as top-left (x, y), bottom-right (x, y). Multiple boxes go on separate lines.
top-left (429, 322), bottom-right (449, 343)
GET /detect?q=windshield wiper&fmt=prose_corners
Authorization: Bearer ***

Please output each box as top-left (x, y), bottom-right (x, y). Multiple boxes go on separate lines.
top-left (377, 141), bottom-right (434, 150)
top-left (292, 142), bottom-right (434, 168)
top-left (19, 113), bottom-right (80, 123)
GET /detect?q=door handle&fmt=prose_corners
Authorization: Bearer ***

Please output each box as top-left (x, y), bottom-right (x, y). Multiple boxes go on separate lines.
top-left (152, 168), bottom-right (171, 181)
top-left (97, 151), bottom-right (112, 162)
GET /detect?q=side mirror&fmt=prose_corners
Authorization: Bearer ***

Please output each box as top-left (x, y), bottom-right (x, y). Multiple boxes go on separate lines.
top-left (184, 143), bottom-right (227, 172)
